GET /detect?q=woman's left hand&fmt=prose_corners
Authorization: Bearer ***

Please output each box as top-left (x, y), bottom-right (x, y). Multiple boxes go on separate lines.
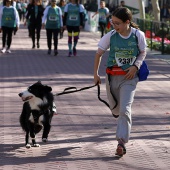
top-left (124, 66), bottom-right (138, 80)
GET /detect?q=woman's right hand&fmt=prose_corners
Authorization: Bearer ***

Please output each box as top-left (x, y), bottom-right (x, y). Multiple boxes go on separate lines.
top-left (94, 74), bottom-right (101, 85)
top-left (42, 23), bottom-right (45, 29)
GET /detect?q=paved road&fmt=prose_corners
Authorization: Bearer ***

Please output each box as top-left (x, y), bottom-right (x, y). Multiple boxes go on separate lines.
top-left (0, 24), bottom-right (170, 170)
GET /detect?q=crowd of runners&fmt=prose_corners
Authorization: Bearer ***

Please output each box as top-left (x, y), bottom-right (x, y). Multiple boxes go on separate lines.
top-left (0, 0), bottom-right (89, 56)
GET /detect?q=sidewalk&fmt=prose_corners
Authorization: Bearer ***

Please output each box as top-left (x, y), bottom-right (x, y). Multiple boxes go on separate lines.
top-left (0, 26), bottom-right (170, 170)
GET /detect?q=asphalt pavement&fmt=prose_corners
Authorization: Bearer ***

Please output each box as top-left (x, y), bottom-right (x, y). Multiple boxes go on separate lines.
top-left (0, 24), bottom-right (169, 170)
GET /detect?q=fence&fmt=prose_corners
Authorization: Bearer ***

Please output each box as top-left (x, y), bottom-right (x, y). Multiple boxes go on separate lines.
top-left (133, 18), bottom-right (170, 54)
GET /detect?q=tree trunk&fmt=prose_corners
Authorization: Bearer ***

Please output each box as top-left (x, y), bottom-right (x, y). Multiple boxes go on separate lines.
top-left (151, 0), bottom-right (160, 21)
top-left (138, 0), bottom-right (145, 19)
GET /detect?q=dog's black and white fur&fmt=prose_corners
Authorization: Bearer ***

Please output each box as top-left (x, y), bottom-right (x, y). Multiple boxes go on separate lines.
top-left (18, 81), bottom-right (56, 148)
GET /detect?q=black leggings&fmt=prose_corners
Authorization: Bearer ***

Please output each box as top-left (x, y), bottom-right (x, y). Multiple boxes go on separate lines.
top-left (2, 26), bottom-right (14, 48)
top-left (46, 28), bottom-right (60, 50)
top-left (30, 24), bottom-right (41, 45)
top-left (99, 22), bottom-right (106, 37)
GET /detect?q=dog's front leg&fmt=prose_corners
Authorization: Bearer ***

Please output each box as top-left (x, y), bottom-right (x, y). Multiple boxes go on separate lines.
top-left (25, 131), bottom-right (31, 149)
top-left (29, 123), bottom-right (40, 147)
top-left (42, 121), bottom-right (51, 143)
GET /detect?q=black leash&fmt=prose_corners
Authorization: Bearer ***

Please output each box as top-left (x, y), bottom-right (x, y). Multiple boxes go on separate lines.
top-left (53, 84), bottom-right (111, 109)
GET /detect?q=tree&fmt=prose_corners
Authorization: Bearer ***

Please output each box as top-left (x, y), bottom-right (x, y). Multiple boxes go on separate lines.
top-left (138, 0), bottom-right (145, 19)
top-left (151, 0), bottom-right (160, 21)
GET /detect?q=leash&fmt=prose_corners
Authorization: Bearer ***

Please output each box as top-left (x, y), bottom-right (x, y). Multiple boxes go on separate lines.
top-left (53, 84), bottom-right (112, 109)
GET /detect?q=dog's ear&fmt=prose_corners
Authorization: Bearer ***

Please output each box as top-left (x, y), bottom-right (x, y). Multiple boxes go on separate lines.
top-left (44, 86), bottom-right (52, 92)
top-left (37, 80), bottom-right (42, 84)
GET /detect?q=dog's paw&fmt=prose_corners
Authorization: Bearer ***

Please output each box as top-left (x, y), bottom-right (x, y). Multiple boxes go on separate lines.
top-left (26, 144), bottom-right (31, 149)
top-left (42, 138), bottom-right (48, 143)
top-left (32, 143), bottom-right (40, 147)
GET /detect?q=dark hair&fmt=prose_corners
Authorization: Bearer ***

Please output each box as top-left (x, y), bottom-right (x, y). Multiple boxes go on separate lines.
top-left (112, 7), bottom-right (139, 29)
top-left (3, 0), bottom-right (14, 6)
top-left (59, 0), bottom-right (65, 7)
top-left (31, 0), bottom-right (42, 5)
top-left (75, 0), bottom-right (79, 6)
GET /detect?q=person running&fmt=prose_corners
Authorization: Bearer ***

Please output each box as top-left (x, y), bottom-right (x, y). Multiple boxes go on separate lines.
top-left (25, 0), bottom-right (44, 48)
top-left (20, 0), bottom-right (27, 22)
top-left (0, 0), bottom-right (20, 53)
top-left (93, 7), bottom-right (147, 157)
top-left (16, 0), bottom-right (22, 20)
top-left (42, 0), bottom-right (63, 56)
top-left (58, 0), bottom-right (66, 39)
top-left (63, 0), bottom-right (84, 57)
top-left (92, 1), bottom-right (110, 38)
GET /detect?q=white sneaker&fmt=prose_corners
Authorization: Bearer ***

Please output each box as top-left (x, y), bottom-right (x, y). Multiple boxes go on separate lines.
top-left (1, 48), bottom-right (6, 53)
top-left (6, 49), bottom-right (11, 53)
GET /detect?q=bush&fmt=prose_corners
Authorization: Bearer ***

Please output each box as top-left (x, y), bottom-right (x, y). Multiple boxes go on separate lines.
top-left (166, 34), bottom-right (170, 40)
top-left (155, 28), bottom-right (168, 37)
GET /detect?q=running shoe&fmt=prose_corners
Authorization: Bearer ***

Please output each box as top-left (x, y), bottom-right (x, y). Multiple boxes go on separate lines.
top-left (32, 44), bottom-right (35, 49)
top-left (68, 51), bottom-right (72, 57)
top-left (1, 48), bottom-right (6, 53)
top-left (37, 43), bottom-right (40, 48)
top-left (47, 49), bottom-right (51, 55)
top-left (115, 144), bottom-right (126, 157)
top-left (73, 47), bottom-right (77, 56)
top-left (6, 49), bottom-right (11, 53)
top-left (54, 50), bottom-right (58, 56)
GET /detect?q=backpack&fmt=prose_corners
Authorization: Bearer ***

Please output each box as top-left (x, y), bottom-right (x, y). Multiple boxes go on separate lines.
top-left (135, 29), bottom-right (149, 81)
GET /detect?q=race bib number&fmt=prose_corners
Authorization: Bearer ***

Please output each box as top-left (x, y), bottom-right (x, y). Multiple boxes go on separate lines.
top-left (115, 53), bottom-right (136, 66)
top-left (99, 13), bottom-right (106, 21)
top-left (69, 15), bottom-right (78, 21)
top-left (5, 17), bottom-right (12, 21)
top-left (49, 15), bottom-right (58, 21)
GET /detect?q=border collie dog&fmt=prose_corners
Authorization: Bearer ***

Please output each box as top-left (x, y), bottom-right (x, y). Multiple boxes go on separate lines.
top-left (18, 81), bottom-right (56, 148)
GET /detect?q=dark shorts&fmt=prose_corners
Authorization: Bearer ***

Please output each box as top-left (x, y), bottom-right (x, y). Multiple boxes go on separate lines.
top-left (67, 26), bottom-right (80, 33)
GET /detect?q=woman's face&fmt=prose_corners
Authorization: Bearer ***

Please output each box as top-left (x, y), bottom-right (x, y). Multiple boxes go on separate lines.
top-left (51, 0), bottom-right (56, 6)
top-left (35, 0), bottom-right (40, 5)
top-left (100, 2), bottom-right (105, 8)
top-left (6, 0), bottom-right (12, 6)
top-left (111, 16), bottom-right (129, 34)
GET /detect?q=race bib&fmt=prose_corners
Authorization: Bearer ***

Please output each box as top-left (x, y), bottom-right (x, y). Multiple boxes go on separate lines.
top-left (5, 17), bottom-right (12, 21)
top-left (99, 13), bottom-right (106, 21)
top-left (115, 52), bottom-right (136, 66)
top-left (49, 15), bottom-right (58, 21)
top-left (69, 15), bottom-right (78, 21)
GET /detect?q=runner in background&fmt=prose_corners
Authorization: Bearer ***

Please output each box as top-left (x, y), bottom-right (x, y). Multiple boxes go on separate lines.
top-left (92, 1), bottom-right (110, 38)
top-left (25, 0), bottom-right (44, 49)
top-left (42, 0), bottom-right (63, 56)
top-left (63, 0), bottom-right (84, 57)
top-left (58, 0), bottom-right (66, 39)
top-left (0, 0), bottom-right (20, 53)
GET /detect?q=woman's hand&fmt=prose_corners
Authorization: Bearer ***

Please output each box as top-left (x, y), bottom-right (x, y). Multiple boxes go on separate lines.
top-left (94, 74), bottom-right (101, 85)
top-left (42, 23), bottom-right (45, 29)
top-left (124, 65), bottom-right (138, 80)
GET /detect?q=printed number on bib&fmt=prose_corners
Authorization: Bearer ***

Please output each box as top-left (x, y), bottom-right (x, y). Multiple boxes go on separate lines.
top-left (99, 13), bottom-right (106, 21)
top-left (115, 53), bottom-right (136, 66)
top-left (49, 15), bottom-right (58, 21)
top-left (69, 15), bottom-right (78, 20)
top-left (5, 17), bottom-right (12, 21)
